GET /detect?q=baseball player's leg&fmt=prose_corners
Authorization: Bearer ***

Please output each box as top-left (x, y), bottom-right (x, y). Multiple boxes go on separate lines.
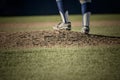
top-left (53, 0), bottom-right (71, 30)
top-left (56, 0), bottom-right (67, 23)
top-left (80, 0), bottom-right (91, 34)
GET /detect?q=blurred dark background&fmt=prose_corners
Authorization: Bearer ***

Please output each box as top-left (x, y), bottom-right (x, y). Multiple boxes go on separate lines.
top-left (0, 0), bottom-right (120, 16)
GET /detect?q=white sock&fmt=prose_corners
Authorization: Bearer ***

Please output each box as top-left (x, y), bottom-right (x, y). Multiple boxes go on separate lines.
top-left (83, 12), bottom-right (91, 27)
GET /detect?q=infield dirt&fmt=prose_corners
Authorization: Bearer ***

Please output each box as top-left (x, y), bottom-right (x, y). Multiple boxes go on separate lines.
top-left (0, 30), bottom-right (120, 48)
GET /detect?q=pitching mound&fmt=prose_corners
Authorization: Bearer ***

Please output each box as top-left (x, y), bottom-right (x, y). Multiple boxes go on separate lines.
top-left (0, 31), bottom-right (120, 48)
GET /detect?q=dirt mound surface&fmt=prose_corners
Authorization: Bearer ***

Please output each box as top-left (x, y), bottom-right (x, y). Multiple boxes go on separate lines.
top-left (0, 31), bottom-right (120, 48)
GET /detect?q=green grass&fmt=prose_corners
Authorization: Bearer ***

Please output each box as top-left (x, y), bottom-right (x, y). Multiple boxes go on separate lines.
top-left (0, 25), bottom-right (120, 37)
top-left (0, 46), bottom-right (120, 80)
top-left (0, 26), bottom-right (52, 32)
top-left (90, 26), bottom-right (120, 37)
top-left (0, 14), bottom-right (120, 23)
top-left (0, 14), bottom-right (120, 37)
top-left (72, 25), bottom-right (120, 37)
top-left (70, 14), bottom-right (120, 21)
top-left (0, 15), bottom-right (61, 23)
top-left (0, 14), bottom-right (120, 80)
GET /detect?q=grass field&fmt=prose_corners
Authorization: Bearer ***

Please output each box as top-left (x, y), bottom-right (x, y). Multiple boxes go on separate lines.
top-left (0, 14), bottom-right (120, 80)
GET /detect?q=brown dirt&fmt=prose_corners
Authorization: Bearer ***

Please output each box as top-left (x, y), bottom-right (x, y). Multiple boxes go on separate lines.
top-left (0, 31), bottom-right (120, 48)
